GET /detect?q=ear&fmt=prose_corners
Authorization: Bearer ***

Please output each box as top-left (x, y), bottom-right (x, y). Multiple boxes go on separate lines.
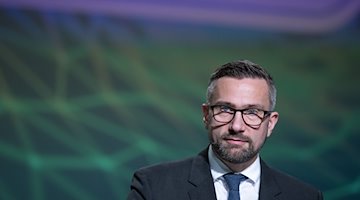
top-left (202, 104), bottom-right (210, 129)
top-left (266, 111), bottom-right (279, 137)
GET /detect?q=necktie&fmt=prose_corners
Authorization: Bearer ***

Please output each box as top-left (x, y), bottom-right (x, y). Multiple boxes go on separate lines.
top-left (223, 173), bottom-right (248, 200)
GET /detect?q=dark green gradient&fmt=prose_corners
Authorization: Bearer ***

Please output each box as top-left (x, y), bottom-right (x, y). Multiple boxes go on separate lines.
top-left (0, 8), bottom-right (359, 200)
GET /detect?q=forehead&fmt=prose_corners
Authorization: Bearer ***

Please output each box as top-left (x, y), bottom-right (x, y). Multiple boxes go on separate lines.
top-left (211, 77), bottom-right (270, 109)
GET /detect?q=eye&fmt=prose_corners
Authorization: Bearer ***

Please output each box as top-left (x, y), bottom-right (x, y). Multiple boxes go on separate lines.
top-left (243, 108), bottom-right (261, 115)
top-left (219, 105), bottom-right (234, 113)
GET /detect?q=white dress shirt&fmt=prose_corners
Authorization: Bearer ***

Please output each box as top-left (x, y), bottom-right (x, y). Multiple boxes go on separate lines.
top-left (208, 146), bottom-right (261, 200)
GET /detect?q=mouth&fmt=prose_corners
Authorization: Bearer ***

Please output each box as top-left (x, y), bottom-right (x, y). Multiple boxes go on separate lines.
top-left (224, 137), bottom-right (248, 145)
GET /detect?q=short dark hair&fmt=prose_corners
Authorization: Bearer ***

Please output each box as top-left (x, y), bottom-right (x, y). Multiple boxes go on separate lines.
top-left (206, 60), bottom-right (277, 110)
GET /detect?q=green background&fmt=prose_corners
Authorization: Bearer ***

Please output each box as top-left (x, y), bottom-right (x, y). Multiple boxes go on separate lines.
top-left (1, 4), bottom-right (360, 200)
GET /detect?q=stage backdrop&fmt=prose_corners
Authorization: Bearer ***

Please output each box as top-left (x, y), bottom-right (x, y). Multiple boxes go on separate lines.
top-left (1, 0), bottom-right (359, 199)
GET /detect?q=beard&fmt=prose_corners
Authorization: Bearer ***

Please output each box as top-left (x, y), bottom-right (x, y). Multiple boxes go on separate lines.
top-left (211, 134), bottom-right (265, 164)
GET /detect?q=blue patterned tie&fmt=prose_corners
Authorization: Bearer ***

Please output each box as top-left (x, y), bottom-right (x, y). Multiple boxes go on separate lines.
top-left (223, 173), bottom-right (248, 200)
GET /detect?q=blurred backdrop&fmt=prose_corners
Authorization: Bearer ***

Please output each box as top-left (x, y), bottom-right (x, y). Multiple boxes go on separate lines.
top-left (0, 0), bottom-right (360, 199)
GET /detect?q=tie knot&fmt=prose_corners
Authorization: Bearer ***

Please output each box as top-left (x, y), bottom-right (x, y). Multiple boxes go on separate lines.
top-left (223, 173), bottom-right (247, 191)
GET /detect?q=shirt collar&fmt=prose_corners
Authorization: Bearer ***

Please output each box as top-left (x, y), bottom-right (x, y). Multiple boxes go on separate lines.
top-left (208, 145), bottom-right (261, 184)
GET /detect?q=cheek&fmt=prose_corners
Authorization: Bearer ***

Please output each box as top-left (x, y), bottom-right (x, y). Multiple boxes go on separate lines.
top-left (249, 129), bottom-right (268, 146)
top-left (209, 128), bottom-right (220, 139)
top-left (208, 118), bottom-right (226, 130)
top-left (208, 126), bottom-right (226, 140)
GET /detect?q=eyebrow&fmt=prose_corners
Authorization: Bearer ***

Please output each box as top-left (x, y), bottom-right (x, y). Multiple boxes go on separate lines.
top-left (245, 104), bottom-right (266, 110)
top-left (214, 101), bottom-right (266, 110)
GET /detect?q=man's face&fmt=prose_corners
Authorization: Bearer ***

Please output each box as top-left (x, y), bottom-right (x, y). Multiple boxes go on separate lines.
top-left (202, 77), bottom-right (279, 165)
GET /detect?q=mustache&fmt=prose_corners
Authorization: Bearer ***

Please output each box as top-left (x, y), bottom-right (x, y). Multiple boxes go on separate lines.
top-left (221, 133), bottom-right (251, 142)
top-left (210, 122), bottom-right (261, 131)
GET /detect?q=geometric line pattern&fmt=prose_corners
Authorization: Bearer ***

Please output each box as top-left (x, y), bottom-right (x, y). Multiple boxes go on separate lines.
top-left (1, 6), bottom-right (360, 200)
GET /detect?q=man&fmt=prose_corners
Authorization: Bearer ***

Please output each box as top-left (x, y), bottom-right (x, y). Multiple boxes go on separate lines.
top-left (127, 60), bottom-right (323, 200)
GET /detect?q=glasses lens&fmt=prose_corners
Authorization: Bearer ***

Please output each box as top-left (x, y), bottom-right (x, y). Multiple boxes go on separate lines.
top-left (212, 106), bottom-right (234, 123)
top-left (242, 114), bottom-right (262, 126)
top-left (242, 109), bottom-right (266, 126)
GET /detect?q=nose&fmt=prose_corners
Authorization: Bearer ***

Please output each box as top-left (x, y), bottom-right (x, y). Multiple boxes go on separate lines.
top-left (229, 111), bottom-right (245, 133)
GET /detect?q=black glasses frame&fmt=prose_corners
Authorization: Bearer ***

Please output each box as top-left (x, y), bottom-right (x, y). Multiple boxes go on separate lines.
top-left (209, 104), bottom-right (272, 128)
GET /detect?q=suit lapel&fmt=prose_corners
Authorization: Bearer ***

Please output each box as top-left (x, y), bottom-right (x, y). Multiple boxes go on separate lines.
top-left (187, 149), bottom-right (217, 200)
top-left (259, 159), bottom-right (282, 200)
top-left (186, 151), bottom-right (283, 200)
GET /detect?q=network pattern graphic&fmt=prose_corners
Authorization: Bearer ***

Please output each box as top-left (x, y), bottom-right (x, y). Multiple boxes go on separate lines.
top-left (0, 6), bottom-right (360, 200)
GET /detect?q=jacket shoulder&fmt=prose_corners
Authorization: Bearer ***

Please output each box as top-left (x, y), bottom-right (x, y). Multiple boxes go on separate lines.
top-left (261, 160), bottom-right (323, 200)
top-left (127, 156), bottom-right (205, 200)
top-left (136, 156), bottom-right (195, 176)
top-left (270, 167), bottom-right (319, 190)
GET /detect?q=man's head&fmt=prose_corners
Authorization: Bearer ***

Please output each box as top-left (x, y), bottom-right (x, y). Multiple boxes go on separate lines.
top-left (206, 60), bottom-right (277, 111)
top-left (202, 60), bottom-right (279, 171)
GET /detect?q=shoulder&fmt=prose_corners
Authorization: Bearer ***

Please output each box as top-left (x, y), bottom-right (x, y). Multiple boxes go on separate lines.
top-left (127, 153), bottom-right (210, 199)
top-left (260, 160), bottom-right (323, 200)
top-left (135, 149), bottom-right (209, 178)
top-left (268, 167), bottom-right (318, 190)
top-left (135, 156), bottom-right (195, 177)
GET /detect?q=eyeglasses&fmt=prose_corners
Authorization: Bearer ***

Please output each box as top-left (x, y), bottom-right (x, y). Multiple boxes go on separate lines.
top-left (209, 104), bottom-right (272, 127)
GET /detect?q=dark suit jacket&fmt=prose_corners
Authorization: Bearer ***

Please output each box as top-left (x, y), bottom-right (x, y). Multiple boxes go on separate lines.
top-left (127, 148), bottom-right (323, 200)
